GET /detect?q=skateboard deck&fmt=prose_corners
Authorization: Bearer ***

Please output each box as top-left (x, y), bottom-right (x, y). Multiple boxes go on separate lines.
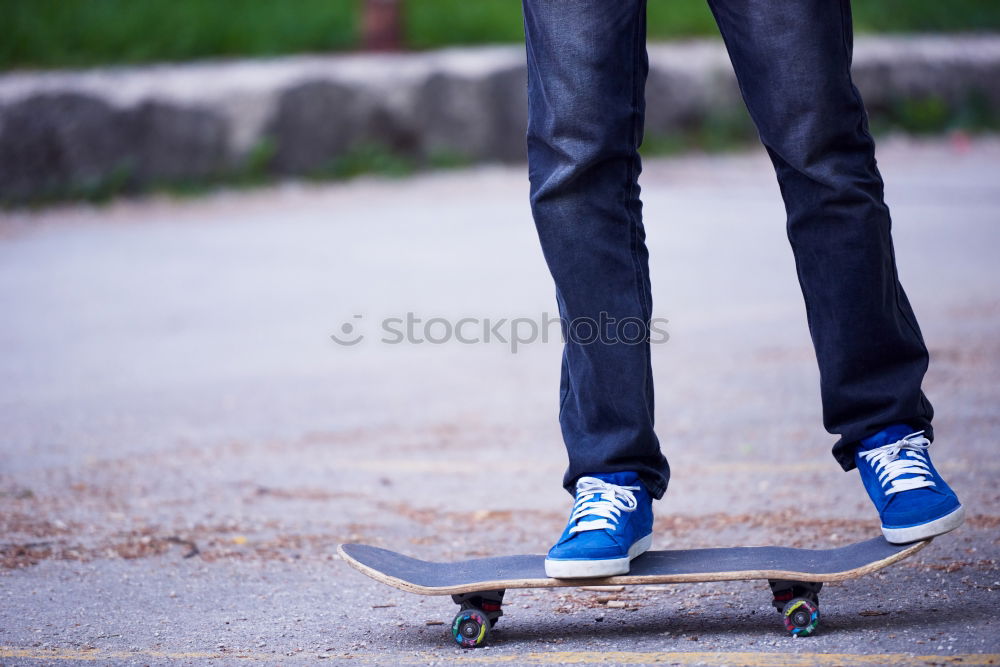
top-left (338, 536), bottom-right (929, 646)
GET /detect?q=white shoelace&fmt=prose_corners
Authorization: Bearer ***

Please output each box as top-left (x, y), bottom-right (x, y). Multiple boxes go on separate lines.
top-left (859, 431), bottom-right (936, 495)
top-left (568, 477), bottom-right (639, 534)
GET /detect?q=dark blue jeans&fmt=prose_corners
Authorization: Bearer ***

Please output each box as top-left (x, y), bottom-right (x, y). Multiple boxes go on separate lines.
top-left (522, 0), bottom-right (934, 498)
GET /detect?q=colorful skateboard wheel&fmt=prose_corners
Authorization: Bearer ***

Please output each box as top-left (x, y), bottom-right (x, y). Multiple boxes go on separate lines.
top-left (782, 597), bottom-right (820, 637)
top-left (452, 608), bottom-right (491, 648)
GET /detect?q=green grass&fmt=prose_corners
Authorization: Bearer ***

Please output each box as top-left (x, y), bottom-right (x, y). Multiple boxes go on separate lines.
top-left (2, 0), bottom-right (357, 69)
top-left (409, 0), bottom-right (1000, 47)
top-left (4, 0), bottom-right (1000, 70)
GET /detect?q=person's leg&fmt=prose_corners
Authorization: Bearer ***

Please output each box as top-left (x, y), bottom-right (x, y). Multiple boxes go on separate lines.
top-left (522, 0), bottom-right (668, 576)
top-left (707, 0), bottom-right (962, 541)
top-left (707, 0), bottom-right (932, 464)
top-left (522, 0), bottom-right (669, 497)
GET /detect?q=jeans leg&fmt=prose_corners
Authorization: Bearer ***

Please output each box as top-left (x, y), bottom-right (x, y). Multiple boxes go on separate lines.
top-left (707, 0), bottom-right (934, 469)
top-left (521, 0), bottom-right (669, 497)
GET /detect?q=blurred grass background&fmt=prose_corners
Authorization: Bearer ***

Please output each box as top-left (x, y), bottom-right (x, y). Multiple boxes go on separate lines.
top-left (4, 0), bottom-right (1000, 70)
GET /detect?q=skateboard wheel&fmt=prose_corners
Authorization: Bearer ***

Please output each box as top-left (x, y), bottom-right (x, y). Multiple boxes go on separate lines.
top-left (782, 597), bottom-right (820, 637)
top-left (451, 608), bottom-right (491, 648)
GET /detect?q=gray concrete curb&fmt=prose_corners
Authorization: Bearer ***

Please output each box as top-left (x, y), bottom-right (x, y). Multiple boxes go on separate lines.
top-left (1, 35), bottom-right (998, 202)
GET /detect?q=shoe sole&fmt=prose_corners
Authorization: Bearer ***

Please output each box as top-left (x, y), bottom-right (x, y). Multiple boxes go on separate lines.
top-left (544, 533), bottom-right (652, 578)
top-left (882, 504), bottom-right (966, 544)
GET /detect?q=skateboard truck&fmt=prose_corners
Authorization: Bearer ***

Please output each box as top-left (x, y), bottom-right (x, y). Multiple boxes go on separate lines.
top-left (450, 590), bottom-right (505, 648)
top-left (769, 579), bottom-right (822, 637)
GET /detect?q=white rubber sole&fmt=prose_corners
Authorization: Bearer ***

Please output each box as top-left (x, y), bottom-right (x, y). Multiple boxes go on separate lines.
top-left (882, 504), bottom-right (966, 544)
top-left (544, 533), bottom-right (653, 578)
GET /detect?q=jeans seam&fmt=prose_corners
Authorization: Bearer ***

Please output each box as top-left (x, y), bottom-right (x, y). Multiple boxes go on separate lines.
top-left (626, 2), bottom-right (649, 328)
top-left (558, 356), bottom-right (571, 418)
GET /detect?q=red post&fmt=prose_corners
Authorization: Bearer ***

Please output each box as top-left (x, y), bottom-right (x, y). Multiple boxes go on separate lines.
top-left (361, 0), bottom-right (403, 52)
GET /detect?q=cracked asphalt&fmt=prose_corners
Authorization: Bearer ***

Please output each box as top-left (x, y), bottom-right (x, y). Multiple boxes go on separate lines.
top-left (1, 137), bottom-right (998, 666)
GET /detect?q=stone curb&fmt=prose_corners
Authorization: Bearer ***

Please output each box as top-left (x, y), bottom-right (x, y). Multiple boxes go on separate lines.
top-left (1, 35), bottom-right (998, 202)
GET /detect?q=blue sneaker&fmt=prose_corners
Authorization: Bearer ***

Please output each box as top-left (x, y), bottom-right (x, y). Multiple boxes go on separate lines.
top-left (544, 472), bottom-right (653, 578)
top-left (855, 426), bottom-right (965, 544)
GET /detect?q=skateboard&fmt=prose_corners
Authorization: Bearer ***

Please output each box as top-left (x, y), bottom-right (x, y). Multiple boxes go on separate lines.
top-left (338, 536), bottom-right (929, 647)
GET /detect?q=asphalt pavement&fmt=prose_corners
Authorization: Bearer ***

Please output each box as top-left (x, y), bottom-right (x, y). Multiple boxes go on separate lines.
top-left (1, 137), bottom-right (998, 665)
